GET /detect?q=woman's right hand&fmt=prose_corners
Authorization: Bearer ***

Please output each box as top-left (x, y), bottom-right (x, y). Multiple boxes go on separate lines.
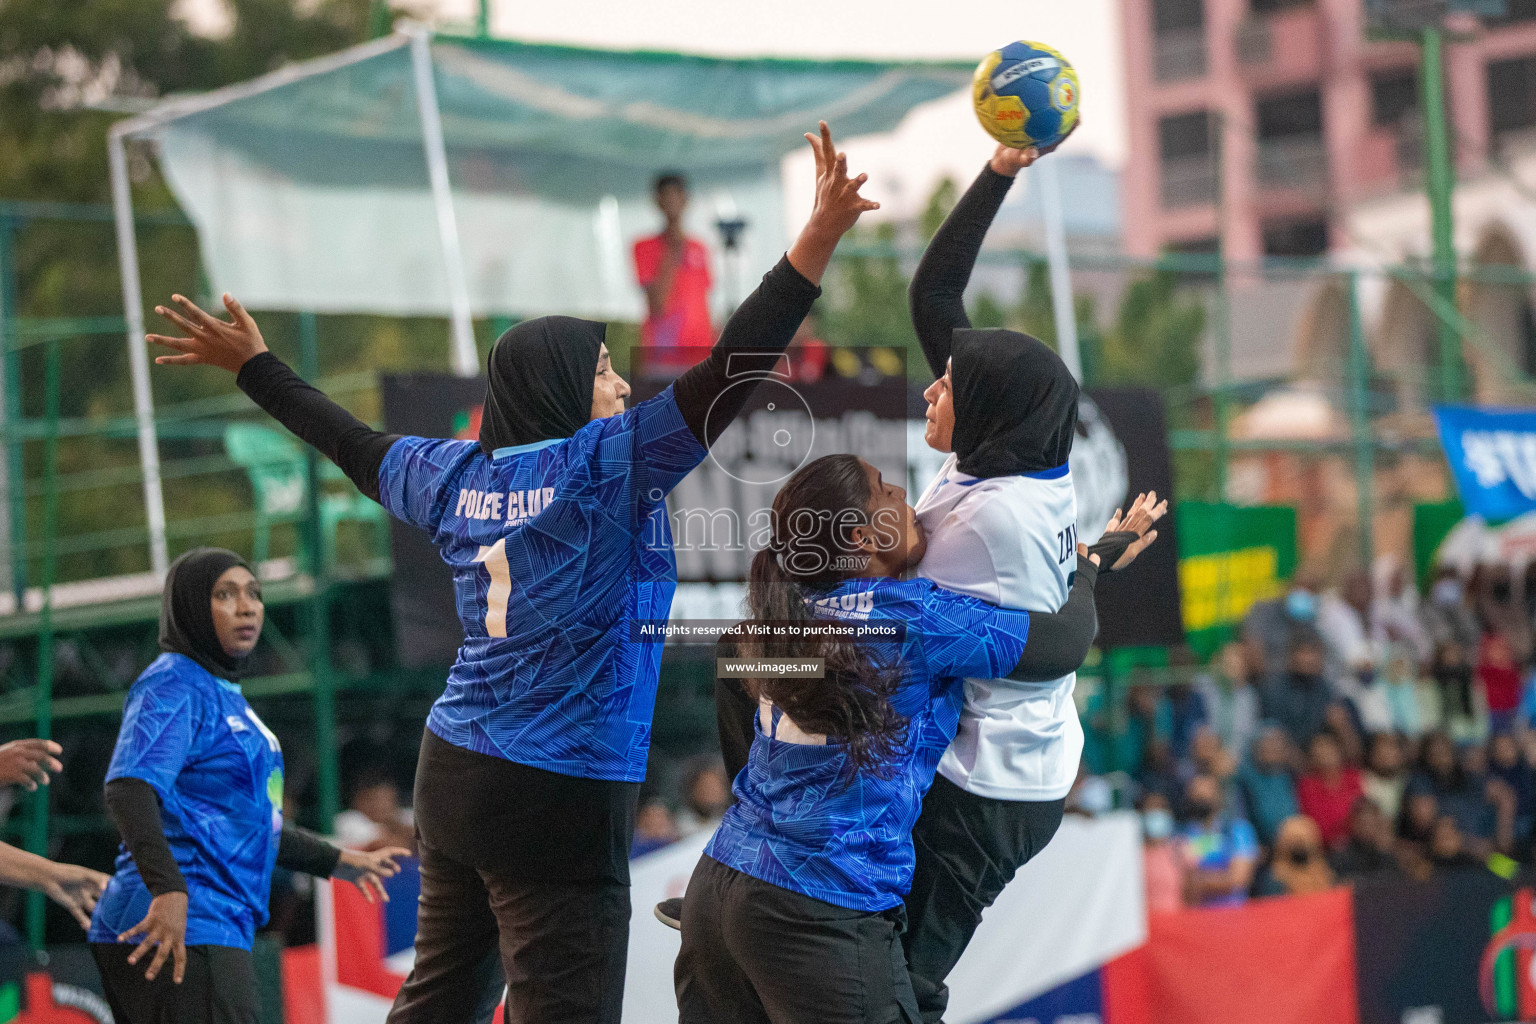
top-left (147, 293), bottom-right (269, 374)
top-left (41, 861), bottom-right (109, 931)
top-left (120, 890), bottom-right (188, 984)
top-left (786, 121), bottom-right (879, 285)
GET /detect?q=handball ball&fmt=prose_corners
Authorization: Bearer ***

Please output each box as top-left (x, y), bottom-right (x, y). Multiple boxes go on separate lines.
top-left (973, 41), bottom-right (1080, 150)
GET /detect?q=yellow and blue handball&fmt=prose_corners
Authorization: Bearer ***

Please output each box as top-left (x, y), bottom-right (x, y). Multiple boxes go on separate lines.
top-left (972, 41), bottom-right (1080, 150)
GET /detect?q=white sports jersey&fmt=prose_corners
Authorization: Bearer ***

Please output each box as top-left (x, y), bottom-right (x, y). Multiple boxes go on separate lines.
top-left (914, 453), bottom-right (1082, 801)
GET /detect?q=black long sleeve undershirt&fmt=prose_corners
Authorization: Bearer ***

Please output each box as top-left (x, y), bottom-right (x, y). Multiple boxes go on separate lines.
top-left (234, 256), bottom-right (820, 498)
top-left (670, 255), bottom-right (820, 445)
top-left (236, 353), bottom-right (397, 502)
top-left (1007, 555), bottom-right (1100, 683)
top-left (909, 165), bottom-right (1016, 379)
top-left (105, 778), bottom-right (341, 900)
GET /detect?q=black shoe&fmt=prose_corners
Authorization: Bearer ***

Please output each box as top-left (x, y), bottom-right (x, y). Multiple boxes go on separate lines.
top-left (654, 897), bottom-right (683, 930)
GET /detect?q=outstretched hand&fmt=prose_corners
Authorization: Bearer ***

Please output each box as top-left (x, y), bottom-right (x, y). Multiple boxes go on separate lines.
top-left (0, 739), bottom-right (63, 791)
top-left (988, 117), bottom-right (1081, 178)
top-left (42, 862), bottom-right (109, 931)
top-left (787, 121), bottom-right (879, 285)
top-left (333, 846), bottom-right (410, 905)
top-left (1100, 491), bottom-right (1169, 570)
top-left (148, 293), bottom-right (269, 374)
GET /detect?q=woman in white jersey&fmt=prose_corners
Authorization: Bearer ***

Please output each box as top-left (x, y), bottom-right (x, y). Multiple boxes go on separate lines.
top-left (900, 142), bottom-right (1165, 1022)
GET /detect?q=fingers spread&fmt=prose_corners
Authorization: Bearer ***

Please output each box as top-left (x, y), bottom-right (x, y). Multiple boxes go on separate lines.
top-left (147, 334), bottom-right (195, 352)
top-left (145, 942), bottom-right (170, 981)
top-left (172, 944), bottom-right (187, 985)
top-left (155, 354), bottom-right (202, 366)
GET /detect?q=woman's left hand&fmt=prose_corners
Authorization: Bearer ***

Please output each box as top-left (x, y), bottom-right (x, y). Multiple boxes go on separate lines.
top-left (147, 293), bottom-right (269, 373)
top-left (1099, 491), bottom-right (1170, 570)
top-left (333, 846), bottom-right (410, 904)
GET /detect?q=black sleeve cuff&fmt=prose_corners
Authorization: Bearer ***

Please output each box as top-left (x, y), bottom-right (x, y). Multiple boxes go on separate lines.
top-left (277, 826), bottom-right (343, 878)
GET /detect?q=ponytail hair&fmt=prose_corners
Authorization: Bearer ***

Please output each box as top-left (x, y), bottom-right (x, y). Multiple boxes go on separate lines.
top-left (741, 454), bottom-right (907, 780)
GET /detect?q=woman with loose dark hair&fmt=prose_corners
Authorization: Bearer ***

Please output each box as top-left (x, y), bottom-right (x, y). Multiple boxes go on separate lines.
top-left (673, 453), bottom-right (1152, 1023)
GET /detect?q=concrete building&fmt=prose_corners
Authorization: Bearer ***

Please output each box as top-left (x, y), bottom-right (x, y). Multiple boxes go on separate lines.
top-left (1120, 0), bottom-right (1536, 267)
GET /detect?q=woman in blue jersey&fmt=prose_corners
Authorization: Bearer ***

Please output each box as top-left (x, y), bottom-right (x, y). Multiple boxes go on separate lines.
top-left (144, 123), bottom-right (878, 1024)
top-left (901, 140), bottom-right (1165, 1022)
top-left (673, 454), bottom-right (1155, 1024)
top-left (90, 548), bottom-right (406, 1024)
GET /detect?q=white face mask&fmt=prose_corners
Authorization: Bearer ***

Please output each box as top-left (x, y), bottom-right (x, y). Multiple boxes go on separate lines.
top-left (1432, 579), bottom-right (1463, 606)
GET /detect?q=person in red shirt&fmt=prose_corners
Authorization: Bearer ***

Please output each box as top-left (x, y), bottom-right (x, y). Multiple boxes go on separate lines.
top-left (634, 172), bottom-right (715, 362)
top-left (1295, 731), bottom-right (1363, 849)
top-left (1479, 630), bottom-right (1523, 734)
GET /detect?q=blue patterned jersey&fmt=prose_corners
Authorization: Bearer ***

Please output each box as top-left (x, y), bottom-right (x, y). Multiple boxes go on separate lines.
top-left (704, 577), bottom-right (1031, 911)
top-left (377, 386), bottom-right (707, 782)
top-left (90, 653), bottom-right (286, 950)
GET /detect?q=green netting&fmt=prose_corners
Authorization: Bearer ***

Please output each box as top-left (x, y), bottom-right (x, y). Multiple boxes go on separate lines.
top-left (129, 33), bottom-right (970, 323)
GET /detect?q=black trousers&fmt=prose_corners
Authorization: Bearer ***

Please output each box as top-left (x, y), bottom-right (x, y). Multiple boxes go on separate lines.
top-left (93, 942), bottom-right (258, 1024)
top-left (900, 776), bottom-right (1065, 1024)
top-left (676, 855), bottom-right (919, 1024)
top-left (386, 729), bottom-right (636, 1024)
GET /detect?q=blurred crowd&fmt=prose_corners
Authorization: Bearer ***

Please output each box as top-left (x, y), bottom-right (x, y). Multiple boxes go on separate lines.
top-left (1076, 555), bottom-right (1536, 911)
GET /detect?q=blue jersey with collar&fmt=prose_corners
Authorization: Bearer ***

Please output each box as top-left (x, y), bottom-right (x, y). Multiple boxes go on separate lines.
top-left (90, 653), bottom-right (285, 950)
top-left (704, 577), bottom-right (1031, 911)
top-left (376, 386), bottom-right (707, 782)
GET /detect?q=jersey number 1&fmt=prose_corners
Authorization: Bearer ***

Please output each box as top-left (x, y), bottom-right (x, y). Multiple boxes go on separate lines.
top-left (476, 540), bottom-right (511, 638)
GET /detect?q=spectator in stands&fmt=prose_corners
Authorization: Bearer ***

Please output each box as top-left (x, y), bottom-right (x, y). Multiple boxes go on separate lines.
top-left (631, 800), bottom-right (679, 858)
top-left (633, 171), bottom-right (714, 360)
top-left (1258, 816), bottom-right (1334, 897)
top-left (1125, 682), bottom-right (1172, 777)
top-left (1140, 793), bottom-right (1185, 913)
top-left (1420, 566), bottom-right (1479, 654)
top-left (1371, 556), bottom-right (1430, 666)
top-left (1166, 678), bottom-right (1209, 763)
top-left (1296, 732), bottom-right (1364, 850)
top-left (1489, 731), bottom-right (1535, 845)
top-left (1409, 731), bottom-right (1499, 848)
top-left (1361, 732), bottom-right (1407, 823)
top-left (1430, 640), bottom-right (1476, 737)
top-left (1479, 631), bottom-right (1523, 736)
top-left (1244, 574), bottom-right (1326, 680)
top-left (1322, 702), bottom-right (1366, 768)
top-left (674, 756), bottom-right (731, 838)
top-left (1397, 788), bottom-right (1440, 853)
top-left (1178, 773), bottom-right (1260, 907)
top-left (333, 766), bottom-right (415, 851)
top-left (1236, 726), bottom-right (1300, 848)
top-left (1318, 569), bottom-right (1377, 684)
top-left (1333, 796), bottom-right (1397, 879)
top-left (1427, 815), bottom-right (1482, 871)
top-left (1260, 636), bottom-right (1333, 748)
top-left (1384, 652), bottom-right (1436, 739)
top-left (1196, 640), bottom-right (1261, 761)
top-left (1139, 738), bottom-right (1184, 808)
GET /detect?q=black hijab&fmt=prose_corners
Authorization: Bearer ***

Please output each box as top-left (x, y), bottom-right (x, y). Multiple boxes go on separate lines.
top-left (159, 547), bottom-right (253, 680)
top-left (479, 316), bottom-right (605, 455)
top-left (950, 328), bottom-right (1080, 478)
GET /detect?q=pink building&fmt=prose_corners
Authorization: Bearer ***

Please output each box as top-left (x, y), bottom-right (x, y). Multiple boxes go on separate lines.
top-left (1119, 0), bottom-right (1536, 262)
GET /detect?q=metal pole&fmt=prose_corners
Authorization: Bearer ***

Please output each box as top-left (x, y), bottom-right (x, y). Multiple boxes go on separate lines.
top-left (27, 338), bottom-right (60, 950)
top-left (109, 130), bottom-right (169, 577)
top-left (1211, 111), bottom-right (1233, 504)
top-left (1421, 26), bottom-right (1461, 403)
top-left (409, 27), bottom-right (479, 378)
top-left (0, 217), bottom-right (21, 604)
top-left (298, 312), bottom-right (339, 829)
top-left (1037, 156), bottom-right (1082, 380)
top-left (476, 0), bottom-right (491, 37)
top-left (1346, 271), bottom-right (1375, 566)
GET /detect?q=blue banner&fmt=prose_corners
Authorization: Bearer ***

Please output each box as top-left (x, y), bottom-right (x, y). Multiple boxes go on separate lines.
top-left (1434, 405), bottom-right (1536, 522)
